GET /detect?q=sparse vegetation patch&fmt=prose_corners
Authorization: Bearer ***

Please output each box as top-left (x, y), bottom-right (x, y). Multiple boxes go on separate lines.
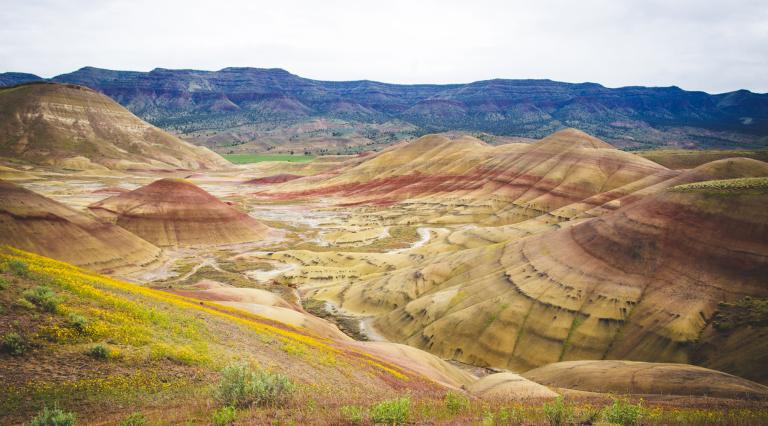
top-left (22, 286), bottom-right (60, 312)
top-left (1, 332), bottom-right (26, 356)
top-left (370, 396), bottom-right (410, 425)
top-left (444, 390), bottom-right (469, 415)
top-left (602, 398), bottom-right (644, 426)
top-left (28, 406), bottom-right (75, 426)
top-left (214, 363), bottom-right (295, 408)
top-left (211, 406), bottom-right (237, 426)
top-left (671, 177), bottom-right (768, 194)
top-left (117, 412), bottom-right (146, 426)
top-left (543, 396), bottom-right (573, 426)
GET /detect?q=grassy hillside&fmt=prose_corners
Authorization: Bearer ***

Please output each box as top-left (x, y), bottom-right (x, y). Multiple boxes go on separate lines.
top-left (0, 246), bottom-right (438, 424)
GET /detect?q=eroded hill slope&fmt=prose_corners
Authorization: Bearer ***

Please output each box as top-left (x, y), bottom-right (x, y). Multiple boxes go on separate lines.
top-left (0, 83), bottom-right (229, 170)
top-left (89, 178), bottom-right (271, 246)
top-left (251, 130), bottom-right (768, 384)
top-left (260, 129), bottom-right (669, 225)
top-left (0, 179), bottom-right (161, 272)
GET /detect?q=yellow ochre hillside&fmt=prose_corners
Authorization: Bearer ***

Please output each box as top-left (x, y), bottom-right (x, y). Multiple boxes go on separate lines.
top-left (0, 83), bottom-right (229, 171)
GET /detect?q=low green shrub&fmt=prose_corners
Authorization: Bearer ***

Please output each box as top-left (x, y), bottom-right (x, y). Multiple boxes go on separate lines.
top-left (8, 260), bottom-right (29, 277)
top-left (1, 332), bottom-right (26, 356)
top-left (29, 406), bottom-right (76, 426)
top-left (497, 406), bottom-right (525, 424)
top-left (543, 396), bottom-right (573, 426)
top-left (340, 405), bottom-right (365, 424)
top-left (117, 412), bottom-right (145, 426)
top-left (0, 276), bottom-right (8, 289)
top-left (87, 344), bottom-right (109, 359)
top-left (211, 406), bottom-right (237, 426)
top-left (480, 409), bottom-right (496, 426)
top-left (23, 286), bottom-right (60, 312)
top-left (602, 399), bottom-right (644, 426)
top-left (577, 405), bottom-right (601, 425)
top-left (214, 363), bottom-right (295, 408)
top-left (370, 396), bottom-right (410, 425)
top-left (67, 314), bottom-right (89, 333)
top-left (15, 297), bottom-right (37, 310)
top-left (444, 390), bottom-right (470, 415)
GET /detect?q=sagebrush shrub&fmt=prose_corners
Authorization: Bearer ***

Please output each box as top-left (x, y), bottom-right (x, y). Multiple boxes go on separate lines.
top-left (88, 344), bottom-right (109, 359)
top-left (29, 406), bottom-right (76, 426)
top-left (444, 390), bottom-right (470, 415)
top-left (602, 399), bottom-right (644, 426)
top-left (117, 412), bottom-right (145, 426)
top-left (23, 286), bottom-right (60, 312)
top-left (214, 363), bottom-right (295, 408)
top-left (15, 297), bottom-right (36, 310)
top-left (1, 332), bottom-right (26, 356)
top-left (211, 406), bottom-right (237, 426)
top-left (67, 314), bottom-right (89, 334)
top-left (370, 396), bottom-right (410, 425)
top-left (8, 260), bottom-right (29, 277)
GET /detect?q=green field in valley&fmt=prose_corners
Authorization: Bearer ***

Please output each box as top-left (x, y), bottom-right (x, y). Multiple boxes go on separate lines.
top-left (223, 154), bottom-right (316, 164)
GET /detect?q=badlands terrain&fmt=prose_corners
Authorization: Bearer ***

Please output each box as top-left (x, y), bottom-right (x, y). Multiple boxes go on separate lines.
top-left (1, 82), bottom-right (768, 425)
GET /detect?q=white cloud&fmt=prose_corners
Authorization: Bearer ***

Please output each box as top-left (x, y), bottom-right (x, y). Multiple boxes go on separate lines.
top-left (1, 0), bottom-right (766, 93)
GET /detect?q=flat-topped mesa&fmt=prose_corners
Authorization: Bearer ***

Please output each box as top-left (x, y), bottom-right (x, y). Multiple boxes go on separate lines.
top-left (89, 178), bottom-right (270, 247)
top-left (0, 179), bottom-right (161, 272)
top-left (0, 82), bottom-right (229, 170)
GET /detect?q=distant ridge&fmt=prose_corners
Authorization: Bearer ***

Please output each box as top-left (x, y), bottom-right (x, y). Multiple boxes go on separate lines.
top-left (0, 72), bottom-right (42, 87)
top-left (0, 66), bottom-right (766, 151)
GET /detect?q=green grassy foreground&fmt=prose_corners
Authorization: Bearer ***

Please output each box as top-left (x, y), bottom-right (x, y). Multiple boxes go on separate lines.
top-left (223, 154), bottom-right (316, 164)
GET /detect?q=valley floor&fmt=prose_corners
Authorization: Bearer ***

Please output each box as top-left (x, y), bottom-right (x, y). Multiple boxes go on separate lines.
top-left (2, 160), bottom-right (768, 425)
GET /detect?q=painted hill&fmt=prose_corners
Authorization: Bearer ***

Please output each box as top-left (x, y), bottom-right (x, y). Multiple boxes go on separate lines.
top-left (259, 129), bottom-right (669, 225)
top-left (89, 178), bottom-right (271, 246)
top-left (0, 67), bottom-right (764, 152)
top-left (0, 179), bottom-right (160, 272)
top-left (259, 129), bottom-right (768, 384)
top-left (303, 171), bottom-right (768, 382)
top-left (523, 360), bottom-right (768, 399)
top-left (0, 82), bottom-right (229, 170)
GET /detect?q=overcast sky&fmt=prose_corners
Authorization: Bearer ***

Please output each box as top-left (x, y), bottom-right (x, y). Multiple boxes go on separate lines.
top-left (1, 0), bottom-right (766, 93)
